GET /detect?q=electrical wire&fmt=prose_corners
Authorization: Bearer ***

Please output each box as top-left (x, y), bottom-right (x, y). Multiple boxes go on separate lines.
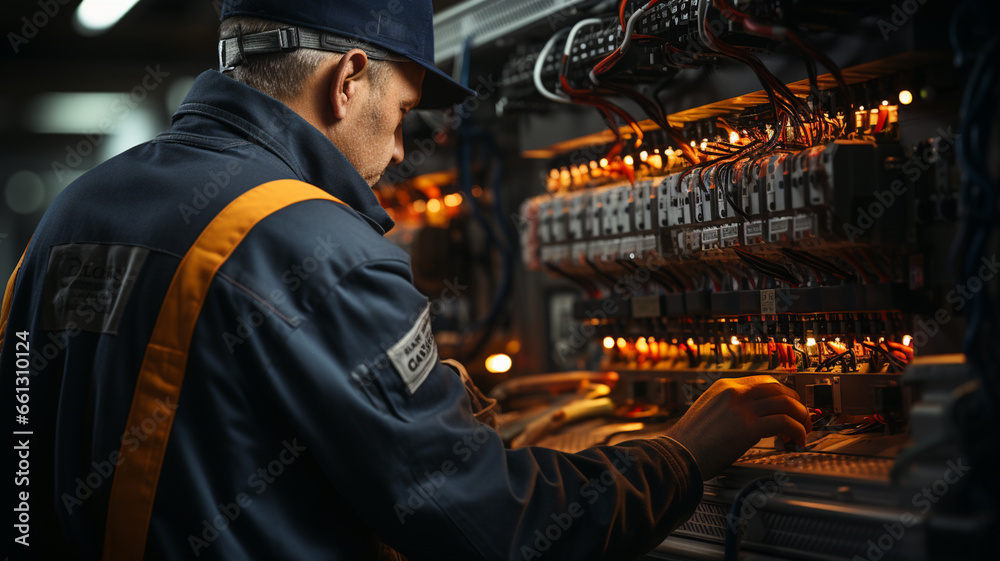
top-left (725, 476), bottom-right (776, 561)
top-left (590, 0), bottom-right (659, 83)
top-left (534, 30), bottom-right (572, 103)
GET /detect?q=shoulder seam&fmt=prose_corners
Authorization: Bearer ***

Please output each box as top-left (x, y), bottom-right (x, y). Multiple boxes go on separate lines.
top-left (216, 271), bottom-right (299, 328)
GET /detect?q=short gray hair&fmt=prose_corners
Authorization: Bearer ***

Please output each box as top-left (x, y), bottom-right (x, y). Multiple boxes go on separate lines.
top-left (220, 16), bottom-right (389, 101)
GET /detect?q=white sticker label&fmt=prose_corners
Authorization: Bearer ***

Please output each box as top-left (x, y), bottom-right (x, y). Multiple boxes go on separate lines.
top-left (387, 305), bottom-right (438, 394)
top-left (761, 289), bottom-right (776, 315)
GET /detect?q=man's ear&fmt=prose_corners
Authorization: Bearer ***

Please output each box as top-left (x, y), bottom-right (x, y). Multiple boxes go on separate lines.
top-left (329, 48), bottom-right (372, 121)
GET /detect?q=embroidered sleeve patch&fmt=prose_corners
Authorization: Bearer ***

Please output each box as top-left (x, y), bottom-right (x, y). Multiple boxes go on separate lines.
top-left (42, 243), bottom-right (149, 334)
top-left (387, 305), bottom-right (438, 394)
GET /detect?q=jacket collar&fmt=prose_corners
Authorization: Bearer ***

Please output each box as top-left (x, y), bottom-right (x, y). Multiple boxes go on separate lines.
top-left (171, 70), bottom-right (395, 234)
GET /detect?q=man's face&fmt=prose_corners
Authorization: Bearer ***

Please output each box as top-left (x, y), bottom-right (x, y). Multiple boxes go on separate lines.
top-left (340, 61), bottom-right (425, 187)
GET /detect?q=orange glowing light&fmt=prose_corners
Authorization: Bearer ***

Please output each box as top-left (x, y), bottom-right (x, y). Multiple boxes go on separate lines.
top-left (635, 338), bottom-right (649, 354)
top-left (485, 353), bottom-right (512, 374)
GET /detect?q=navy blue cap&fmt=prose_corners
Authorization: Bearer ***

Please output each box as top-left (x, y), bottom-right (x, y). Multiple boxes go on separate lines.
top-left (220, 0), bottom-right (474, 109)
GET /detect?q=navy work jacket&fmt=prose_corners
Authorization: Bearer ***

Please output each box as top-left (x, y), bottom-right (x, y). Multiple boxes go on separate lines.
top-left (0, 70), bottom-right (702, 560)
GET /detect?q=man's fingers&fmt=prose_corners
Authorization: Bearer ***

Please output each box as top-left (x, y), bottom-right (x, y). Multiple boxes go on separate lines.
top-left (755, 414), bottom-right (808, 447)
top-left (750, 395), bottom-right (812, 430)
top-left (743, 378), bottom-right (801, 401)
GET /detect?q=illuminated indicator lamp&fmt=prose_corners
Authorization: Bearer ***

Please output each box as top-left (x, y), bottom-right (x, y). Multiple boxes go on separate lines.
top-left (485, 353), bottom-right (512, 374)
top-left (426, 199), bottom-right (441, 213)
top-left (603, 336), bottom-right (615, 350)
top-left (635, 338), bottom-right (649, 353)
top-left (616, 337), bottom-right (627, 350)
top-left (881, 100), bottom-right (889, 106)
top-left (699, 140), bottom-right (708, 151)
top-left (639, 151), bottom-right (649, 162)
top-left (690, 141), bottom-right (697, 147)
top-left (600, 158), bottom-right (609, 168)
top-left (623, 155), bottom-right (634, 166)
top-left (730, 336), bottom-right (741, 346)
top-left (859, 105), bottom-right (865, 112)
top-left (806, 338), bottom-right (817, 347)
top-left (898, 90), bottom-right (913, 105)
top-left (729, 131), bottom-right (740, 144)
top-left (902, 335), bottom-right (913, 347)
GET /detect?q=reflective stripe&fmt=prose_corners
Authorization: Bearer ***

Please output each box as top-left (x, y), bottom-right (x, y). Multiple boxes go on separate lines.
top-left (103, 180), bottom-right (344, 561)
top-left (0, 239), bottom-right (30, 349)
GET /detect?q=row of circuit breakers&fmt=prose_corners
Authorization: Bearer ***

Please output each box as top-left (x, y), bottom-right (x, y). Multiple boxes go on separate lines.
top-left (522, 139), bottom-right (903, 270)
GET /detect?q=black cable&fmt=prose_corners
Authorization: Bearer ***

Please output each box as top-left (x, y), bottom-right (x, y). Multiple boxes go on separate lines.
top-left (860, 342), bottom-right (905, 373)
top-left (725, 476), bottom-right (776, 561)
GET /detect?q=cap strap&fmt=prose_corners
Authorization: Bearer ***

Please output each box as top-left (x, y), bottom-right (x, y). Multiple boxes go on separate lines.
top-left (219, 27), bottom-right (408, 72)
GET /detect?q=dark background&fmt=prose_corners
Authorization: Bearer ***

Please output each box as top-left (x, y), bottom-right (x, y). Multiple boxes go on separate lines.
top-left (0, 0), bottom-right (465, 278)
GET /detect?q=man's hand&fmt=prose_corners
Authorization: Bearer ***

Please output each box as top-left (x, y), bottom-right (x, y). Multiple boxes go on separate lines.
top-left (665, 375), bottom-right (811, 480)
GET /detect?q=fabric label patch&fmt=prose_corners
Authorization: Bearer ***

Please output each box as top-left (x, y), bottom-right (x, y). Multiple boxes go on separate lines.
top-left (387, 305), bottom-right (438, 394)
top-left (42, 243), bottom-right (149, 334)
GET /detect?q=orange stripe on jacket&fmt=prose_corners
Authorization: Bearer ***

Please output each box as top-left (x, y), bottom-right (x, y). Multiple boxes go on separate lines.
top-left (103, 180), bottom-right (344, 561)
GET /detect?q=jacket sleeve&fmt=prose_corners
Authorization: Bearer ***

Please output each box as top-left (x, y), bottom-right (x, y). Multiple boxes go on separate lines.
top-left (259, 257), bottom-right (703, 561)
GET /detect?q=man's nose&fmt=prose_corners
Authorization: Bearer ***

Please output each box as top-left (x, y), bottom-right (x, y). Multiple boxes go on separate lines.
top-left (390, 126), bottom-right (405, 165)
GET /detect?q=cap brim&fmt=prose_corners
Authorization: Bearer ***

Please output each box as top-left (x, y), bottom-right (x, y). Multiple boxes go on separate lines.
top-left (414, 62), bottom-right (476, 110)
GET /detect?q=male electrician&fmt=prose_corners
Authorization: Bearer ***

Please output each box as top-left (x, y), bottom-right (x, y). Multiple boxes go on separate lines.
top-left (0, 1), bottom-right (811, 560)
